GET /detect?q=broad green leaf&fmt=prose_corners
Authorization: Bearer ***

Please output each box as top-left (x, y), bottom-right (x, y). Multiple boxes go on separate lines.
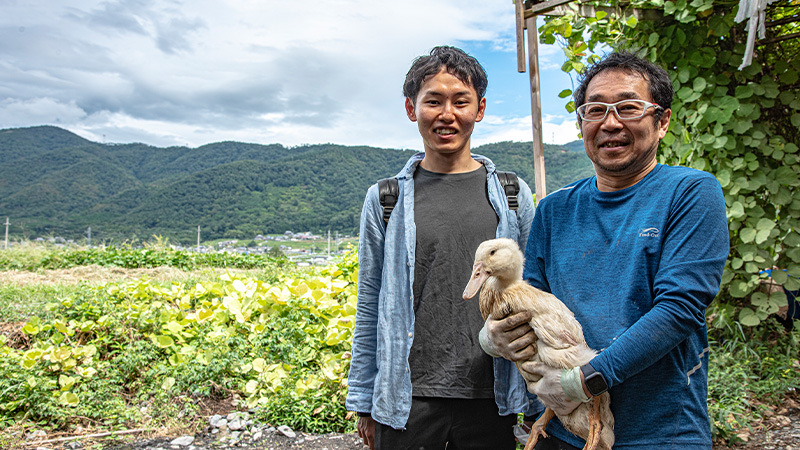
top-left (729, 280), bottom-right (750, 298)
top-left (58, 392), bottom-right (80, 407)
top-left (162, 377), bottom-right (176, 391)
top-left (755, 229), bottom-right (772, 244)
top-left (738, 308), bottom-right (760, 326)
top-left (59, 374), bottom-right (76, 390)
top-left (729, 201), bottom-right (745, 218)
top-left (773, 167), bottom-right (799, 185)
top-left (22, 317), bottom-right (41, 335)
top-left (772, 270), bottom-right (789, 284)
top-left (716, 169), bottom-right (731, 187)
top-left (196, 308), bottom-right (214, 323)
top-left (740, 227), bottom-right (756, 243)
top-left (755, 218), bottom-right (775, 231)
top-left (253, 357), bottom-right (267, 373)
top-left (154, 335), bottom-right (175, 348)
top-left (245, 379), bottom-right (259, 394)
top-left (51, 346), bottom-right (71, 362)
top-left (750, 292), bottom-right (768, 306)
top-left (693, 77), bottom-right (707, 92)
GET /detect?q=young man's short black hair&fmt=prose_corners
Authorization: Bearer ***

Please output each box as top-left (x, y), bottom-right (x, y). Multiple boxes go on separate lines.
top-left (573, 52), bottom-right (673, 123)
top-left (403, 46), bottom-right (488, 103)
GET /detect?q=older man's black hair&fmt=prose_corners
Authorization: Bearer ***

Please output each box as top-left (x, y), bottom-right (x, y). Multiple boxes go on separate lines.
top-left (573, 52), bottom-right (674, 122)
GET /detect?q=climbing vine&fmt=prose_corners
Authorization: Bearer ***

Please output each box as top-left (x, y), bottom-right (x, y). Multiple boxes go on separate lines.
top-left (539, 0), bottom-right (800, 326)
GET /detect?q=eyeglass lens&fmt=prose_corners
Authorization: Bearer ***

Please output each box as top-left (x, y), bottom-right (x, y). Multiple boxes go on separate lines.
top-left (579, 100), bottom-right (651, 121)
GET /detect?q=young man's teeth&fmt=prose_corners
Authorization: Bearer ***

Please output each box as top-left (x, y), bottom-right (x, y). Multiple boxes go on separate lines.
top-left (437, 128), bottom-right (456, 135)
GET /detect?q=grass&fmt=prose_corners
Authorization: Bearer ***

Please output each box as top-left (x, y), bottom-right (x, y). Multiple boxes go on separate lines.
top-left (707, 314), bottom-right (800, 443)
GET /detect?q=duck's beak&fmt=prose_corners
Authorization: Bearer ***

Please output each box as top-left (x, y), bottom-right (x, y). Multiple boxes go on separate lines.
top-left (463, 261), bottom-right (489, 300)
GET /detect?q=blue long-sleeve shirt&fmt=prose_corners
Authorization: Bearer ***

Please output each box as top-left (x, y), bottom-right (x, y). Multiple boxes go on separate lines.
top-left (346, 152), bottom-right (537, 429)
top-left (523, 164), bottom-right (729, 449)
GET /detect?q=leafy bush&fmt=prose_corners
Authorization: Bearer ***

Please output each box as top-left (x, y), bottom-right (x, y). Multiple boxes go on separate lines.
top-left (0, 242), bottom-right (290, 272)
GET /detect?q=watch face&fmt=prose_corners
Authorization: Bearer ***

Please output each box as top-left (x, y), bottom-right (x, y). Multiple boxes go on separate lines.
top-left (585, 374), bottom-right (608, 395)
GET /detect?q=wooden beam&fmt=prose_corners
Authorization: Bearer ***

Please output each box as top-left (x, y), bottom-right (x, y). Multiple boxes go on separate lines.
top-left (526, 15), bottom-right (547, 200)
top-left (523, 0), bottom-right (574, 19)
top-left (515, 0), bottom-right (526, 73)
top-left (547, 4), bottom-right (663, 20)
top-left (523, 1), bottom-right (662, 21)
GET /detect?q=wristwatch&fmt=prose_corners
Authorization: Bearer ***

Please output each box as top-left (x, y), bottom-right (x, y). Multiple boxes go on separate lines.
top-left (580, 363), bottom-right (609, 397)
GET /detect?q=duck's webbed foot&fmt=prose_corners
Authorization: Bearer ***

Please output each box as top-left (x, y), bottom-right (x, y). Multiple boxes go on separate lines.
top-left (524, 407), bottom-right (555, 450)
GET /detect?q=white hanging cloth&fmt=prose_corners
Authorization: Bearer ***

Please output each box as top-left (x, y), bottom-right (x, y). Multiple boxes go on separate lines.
top-left (734, 0), bottom-right (777, 70)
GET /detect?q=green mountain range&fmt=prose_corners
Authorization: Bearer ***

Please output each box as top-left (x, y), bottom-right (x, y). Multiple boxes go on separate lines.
top-left (0, 126), bottom-right (593, 243)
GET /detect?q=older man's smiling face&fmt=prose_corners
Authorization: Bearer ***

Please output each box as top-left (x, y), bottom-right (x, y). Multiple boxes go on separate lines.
top-left (581, 69), bottom-right (671, 191)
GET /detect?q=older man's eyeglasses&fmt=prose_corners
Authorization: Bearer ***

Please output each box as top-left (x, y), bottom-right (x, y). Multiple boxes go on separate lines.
top-left (577, 100), bottom-right (663, 122)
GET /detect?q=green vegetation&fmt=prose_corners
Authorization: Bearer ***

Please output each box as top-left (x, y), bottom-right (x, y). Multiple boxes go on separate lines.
top-left (0, 126), bottom-right (593, 243)
top-left (0, 244), bottom-right (357, 447)
top-left (539, 0), bottom-right (800, 329)
top-left (0, 244), bottom-right (797, 447)
top-left (0, 244), bottom-right (290, 272)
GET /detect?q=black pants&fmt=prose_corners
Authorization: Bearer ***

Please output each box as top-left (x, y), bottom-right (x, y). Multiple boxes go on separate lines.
top-left (375, 397), bottom-right (516, 450)
top-left (534, 436), bottom-right (581, 450)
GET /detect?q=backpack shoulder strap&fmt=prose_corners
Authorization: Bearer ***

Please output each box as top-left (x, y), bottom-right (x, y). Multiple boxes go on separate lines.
top-left (377, 177), bottom-right (399, 225)
top-left (496, 171), bottom-right (520, 211)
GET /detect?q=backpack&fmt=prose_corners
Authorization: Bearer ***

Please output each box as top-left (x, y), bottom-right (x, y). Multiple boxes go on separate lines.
top-left (377, 171), bottom-right (520, 226)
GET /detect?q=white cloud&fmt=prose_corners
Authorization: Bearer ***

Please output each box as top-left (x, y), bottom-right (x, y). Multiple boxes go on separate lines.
top-left (1, 0), bottom-right (578, 150)
top-left (476, 114), bottom-right (580, 146)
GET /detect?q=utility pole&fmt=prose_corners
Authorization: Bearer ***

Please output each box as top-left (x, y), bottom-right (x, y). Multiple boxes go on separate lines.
top-left (4, 218), bottom-right (9, 250)
top-left (327, 230), bottom-right (331, 257)
top-left (86, 226), bottom-right (91, 247)
top-left (197, 226), bottom-right (200, 252)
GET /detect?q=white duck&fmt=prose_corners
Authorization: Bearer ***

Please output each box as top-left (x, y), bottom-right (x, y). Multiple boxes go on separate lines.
top-left (462, 238), bottom-right (614, 450)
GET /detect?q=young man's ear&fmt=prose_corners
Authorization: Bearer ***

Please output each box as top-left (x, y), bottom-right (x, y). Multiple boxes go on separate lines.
top-left (476, 97), bottom-right (486, 122)
top-left (405, 97), bottom-right (417, 122)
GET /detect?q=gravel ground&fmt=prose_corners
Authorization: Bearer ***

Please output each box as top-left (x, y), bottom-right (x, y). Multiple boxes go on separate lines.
top-left (21, 404), bottom-right (800, 450)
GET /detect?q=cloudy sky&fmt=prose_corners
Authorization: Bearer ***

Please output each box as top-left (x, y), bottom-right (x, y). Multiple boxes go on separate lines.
top-left (2, 0), bottom-right (584, 150)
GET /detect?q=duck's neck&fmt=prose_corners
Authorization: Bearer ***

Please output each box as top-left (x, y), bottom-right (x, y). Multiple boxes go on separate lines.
top-left (478, 276), bottom-right (516, 319)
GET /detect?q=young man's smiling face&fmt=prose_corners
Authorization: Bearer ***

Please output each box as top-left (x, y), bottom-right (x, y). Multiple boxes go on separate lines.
top-left (581, 69), bottom-right (671, 191)
top-left (406, 67), bottom-right (486, 170)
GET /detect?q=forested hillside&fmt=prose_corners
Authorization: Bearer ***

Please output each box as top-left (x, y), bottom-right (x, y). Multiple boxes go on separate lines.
top-left (0, 126), bottom-right (593, 242)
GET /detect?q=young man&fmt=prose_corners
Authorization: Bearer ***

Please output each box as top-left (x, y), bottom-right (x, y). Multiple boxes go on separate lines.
top-left (487, 52), bottom-right (729, 449)
top-left (345, 46), bottom-right (537, 450)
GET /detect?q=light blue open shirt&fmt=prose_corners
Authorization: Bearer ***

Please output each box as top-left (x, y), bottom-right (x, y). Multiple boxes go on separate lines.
top-left (345, 152), bottom-right (538, 429)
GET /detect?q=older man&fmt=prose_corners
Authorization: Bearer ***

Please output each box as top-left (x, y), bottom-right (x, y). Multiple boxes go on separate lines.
top-left (487, 52), bottom-right (730, 449)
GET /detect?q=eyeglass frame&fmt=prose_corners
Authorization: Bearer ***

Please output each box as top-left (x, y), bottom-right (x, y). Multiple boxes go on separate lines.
top-left (576, 99), bottom-right (664, 122)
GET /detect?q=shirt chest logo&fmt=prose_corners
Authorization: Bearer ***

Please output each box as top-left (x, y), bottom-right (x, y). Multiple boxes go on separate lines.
top-left (638, 227), bottom-right (660, 238)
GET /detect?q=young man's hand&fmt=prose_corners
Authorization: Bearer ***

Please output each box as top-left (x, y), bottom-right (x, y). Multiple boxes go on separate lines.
top-left (357, 415), bottom-right (376, 450)
top-left (480, 312), bottom-right (538, 361)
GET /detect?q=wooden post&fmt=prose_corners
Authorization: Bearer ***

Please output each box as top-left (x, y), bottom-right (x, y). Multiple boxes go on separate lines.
top-left (515, 0), bottom-right (526, 73)
top-left (526, 16), bottom-right (547, 199)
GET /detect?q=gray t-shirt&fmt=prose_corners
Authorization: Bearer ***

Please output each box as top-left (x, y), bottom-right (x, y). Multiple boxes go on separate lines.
top-left (409, 165), bottom-right (499, 398)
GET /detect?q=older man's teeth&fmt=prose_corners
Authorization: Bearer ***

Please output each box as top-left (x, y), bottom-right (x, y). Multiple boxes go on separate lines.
top-left (601, 141), bottom-right (626, 148)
